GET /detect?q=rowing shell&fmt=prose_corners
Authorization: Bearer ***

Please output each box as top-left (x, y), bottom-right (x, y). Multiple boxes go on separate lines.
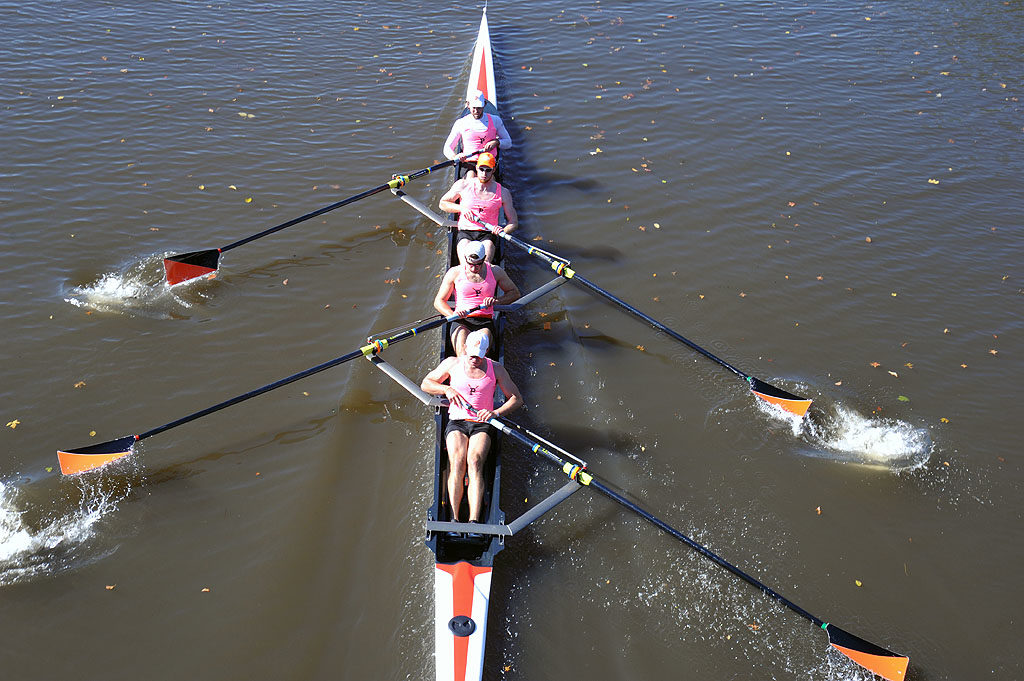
top-left (427, 9), bottom-right (505, 681)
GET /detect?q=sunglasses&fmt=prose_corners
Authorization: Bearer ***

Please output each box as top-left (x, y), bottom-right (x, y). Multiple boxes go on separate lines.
top-left (476, 166), bottom-right (494, 173)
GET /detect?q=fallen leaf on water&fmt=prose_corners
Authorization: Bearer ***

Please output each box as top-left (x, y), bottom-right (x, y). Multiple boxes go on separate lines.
top-left (940, 417), bottom-right (950, 423)
top-left (228, 185), bottom-right (237, 190)
top-left (282, 279), bottom-right (288, 285)
top-left (106, 585), bottom-right (116, 590)
top-left (45, 467), bottom-right (52, 473)
top-left (816, 506), bottom-right (822, 515)
top-left (928, 178), bottom-right (940, 184)
top-left (989, 349), bottom-right (998, 355)
top-left (74, 381), bottom-right (86, 388)
top-left (739, 292), bottom-right (747, 297)
top-left (201, 587), bottom-right (210, 592)
top-left (636, 345), bottom-right (645, 351)
top-left (245, 197), bottom-right (253, 203)
top-left (888, 370), bottom-right (899, 377)
top-left (961, 363), bottom-right (968, 368)
top-left (865, 236), bottom-right (872, 243)
top-left (898, 395), bottom-right (910, 402)
top-left (905, 362), bottom-right (914, 368)
top-left (855, 579), bottom-right (863, 587)
top-left (834, 380), bottom-right (842, 385)
top-left (89, 430), bottom-right (97, 437)
top-left (870, 362), bottom-right (881, 367)
top-left (6, 420), bottom-right (20, 429)
top-left (543, 322), bottom-right (551, 330)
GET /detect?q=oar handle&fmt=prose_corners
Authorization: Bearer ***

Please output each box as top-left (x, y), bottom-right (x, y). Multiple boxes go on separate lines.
top-left (219, 158), bottom-right (459, 254)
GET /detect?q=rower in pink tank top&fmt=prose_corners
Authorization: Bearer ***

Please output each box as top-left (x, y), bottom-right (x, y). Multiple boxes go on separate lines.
top-left (462, 113), bottom-right (497, 156)
top-left (454, 262), bottom-right (497, 318)
top-left (448, 357), bottom-right (496, 421)
top-left (457, 181), bottom-right (503, 232)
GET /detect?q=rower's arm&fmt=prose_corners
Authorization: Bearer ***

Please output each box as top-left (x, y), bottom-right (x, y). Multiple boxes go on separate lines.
top-left (500, 186), bottom-right (518, 234)
top-left (494, 115), bottom-right (512, 151)
top-left (492, 363), bottom-right (523, 416)
top-left (439, 181), bottom-right (465, 215)
top-left (442, 120), bottom-right (463, 160)
top-left (421, 358), bottom-right (457, 399)
top-left (493, 266), bottom-right (521, 305)
top-left (433, 269), bottom-right (457, 316)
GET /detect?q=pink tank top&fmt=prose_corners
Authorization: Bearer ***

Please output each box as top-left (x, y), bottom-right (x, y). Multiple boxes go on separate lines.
top-left (457, 181), bottom-right (503, 232)
top-left (462, 113), bottom-right (497, 155)
top-left (454, 262), bottom-right (496, 318)
top-left (448, 358), bottom-right (496, 421)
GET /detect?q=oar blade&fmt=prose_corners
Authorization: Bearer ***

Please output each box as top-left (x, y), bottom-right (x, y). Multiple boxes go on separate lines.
top-left (749, 377), bottom-right (812, 417)
top-left (163, 249), bottom-right (220, 286)
top-left (57, 436), bottom-right (137, 475)
top-left (825, 624), bottom-right (908, 681)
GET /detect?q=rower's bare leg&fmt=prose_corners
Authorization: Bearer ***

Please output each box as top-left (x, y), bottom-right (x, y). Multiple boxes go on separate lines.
top-left (450, 325), bottom-right (470, 357)
top-left (466, 432), bottom-right (491, 522)
top-left (445, 431), bottom-right (469, 521)
top-left (456, 237), bottom-right (471, 265)
top-left (481, 239), bottom-right (497, 263)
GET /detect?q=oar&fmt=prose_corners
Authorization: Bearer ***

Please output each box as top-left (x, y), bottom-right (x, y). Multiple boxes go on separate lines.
top-left (56, 305), bottom-right (484, 475)
top-left (480, 410), bottom-right (908, 680)
top-left (163, 154), bottom-right (476, 286)
top-left (478, 222), bottom-right (811, 416)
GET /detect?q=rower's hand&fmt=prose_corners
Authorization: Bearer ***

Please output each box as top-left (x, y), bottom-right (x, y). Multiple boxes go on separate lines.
top-left (481, 296), bottom-right (497, 307)
top-left (445, 388), bottom-right (468, 409)
top-left (483, 140), bottom-right (498, 151)
top-left (454, 306), bottom-right (473, 318)
top-left (473, 407), bottom-right (495, 423)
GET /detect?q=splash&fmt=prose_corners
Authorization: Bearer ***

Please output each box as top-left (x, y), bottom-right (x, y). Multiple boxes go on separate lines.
top-left (800, 404), bottom-right (930, 471)
top-left (0, 478), bottom-right (126, 586)
top-left (63, 253), bottom-right (210, 318)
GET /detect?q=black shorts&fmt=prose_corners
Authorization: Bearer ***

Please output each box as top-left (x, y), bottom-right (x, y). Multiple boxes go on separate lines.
top-left (456, 229), bottom-right (499, 250)
top-left (451, 316), bottom-right (495, 337)
top-left (445, 419), bottom-right (496, 440)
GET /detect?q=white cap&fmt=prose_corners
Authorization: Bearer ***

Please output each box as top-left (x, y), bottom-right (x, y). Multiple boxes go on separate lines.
top-left (467, 90), bottom-right (486, 108)
top-left (464, 241), bottom-right (486, 264)
top-left (465, 329), bottom-right (490, 358)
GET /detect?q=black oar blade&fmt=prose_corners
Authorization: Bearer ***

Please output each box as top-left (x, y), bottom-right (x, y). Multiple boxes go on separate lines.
top-left (163, 249), bottom-right (220, 286)
top-left (825, 624), bottom-right (908, 681)
top-left (748, 377), bottom-right (812, 417)
top-left (57, 436), bottom-right (138, 475)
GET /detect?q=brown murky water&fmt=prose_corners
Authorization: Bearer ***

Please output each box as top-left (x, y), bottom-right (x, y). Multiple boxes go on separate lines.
top-left (2, 2), bottom-right (1021, 679)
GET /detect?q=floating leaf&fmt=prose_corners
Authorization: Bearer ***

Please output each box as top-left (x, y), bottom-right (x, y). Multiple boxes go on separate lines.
top-left (888, 370), bottom-right (899, 377)
top-left (928, 178), bottom-right (940, 184)
top-left (897, 395), bottom-right (910, 402)
top-left (6, 419), bottom-right (20, 429)
top-left (855, 579), bottom-right (863, 587)
top-left (940, 417), bottom-right (950, 423)
top-left (870, 362), bottom-right (881, 368)
top-left (74, 381), bottom-right (86, 388)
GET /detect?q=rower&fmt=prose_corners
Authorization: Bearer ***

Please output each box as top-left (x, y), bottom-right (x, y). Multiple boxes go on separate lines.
top-left (433, 240), bottom-right (520, 357)
top-left (421, 329), bottom-right (523, 526)
top-left (438, 152), bottom-right (518, 264)
top-left (442, 89), bottom-right (512, 177)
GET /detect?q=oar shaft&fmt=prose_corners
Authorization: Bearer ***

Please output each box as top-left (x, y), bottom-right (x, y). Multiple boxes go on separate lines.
top-left (138, 305), bottom-right (478, 443)
top-left (500, 232), bottom-right (748, 380)
top-left (491, 417), bottom-right (821, 625)
top-left (137, 348), bottom-right (365, 441)
top-left (220, 159), bottom-right (457, 253)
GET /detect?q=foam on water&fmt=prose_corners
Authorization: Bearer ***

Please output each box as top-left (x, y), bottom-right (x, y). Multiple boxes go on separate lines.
top-left (0, 478), bottom-right (126, 585)
top-left (754, 393), bottom-right (932, 471)
top-left (63, 253), bottom-right (211, 318)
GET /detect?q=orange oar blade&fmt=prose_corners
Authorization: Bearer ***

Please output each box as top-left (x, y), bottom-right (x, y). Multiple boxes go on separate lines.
top-left (164, 249), bottom-right (220, 286)
top-left (57, 436), bottom-right (137, 475)
top-left (825, 624), bottom-right (908, 681)
top-left (749, 377), bottom-right (812, 417)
